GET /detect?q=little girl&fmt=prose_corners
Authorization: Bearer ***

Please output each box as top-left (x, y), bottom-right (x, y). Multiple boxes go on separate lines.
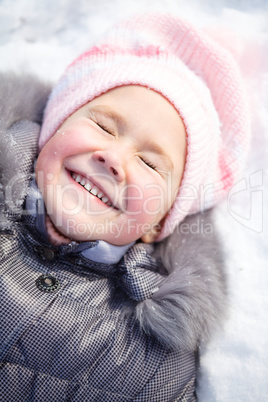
top-left (0, 13), bottom-right (250, 401)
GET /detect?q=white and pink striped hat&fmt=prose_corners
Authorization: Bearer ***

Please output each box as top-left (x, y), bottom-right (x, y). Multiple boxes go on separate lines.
top-left (40, 13), bottom-right (250, 241)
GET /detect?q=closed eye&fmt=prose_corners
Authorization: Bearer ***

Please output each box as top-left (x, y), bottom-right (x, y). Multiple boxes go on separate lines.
top-left (96, 121), bottom-right (114, 136)
top-left (139, 157), bottom-right (157, 171)
top-left (88, 110), bottom-right (115, 136)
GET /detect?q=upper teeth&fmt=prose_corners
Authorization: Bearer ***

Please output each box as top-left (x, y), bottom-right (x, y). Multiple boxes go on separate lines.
top-left (71, 172), bottom-right (112, 207)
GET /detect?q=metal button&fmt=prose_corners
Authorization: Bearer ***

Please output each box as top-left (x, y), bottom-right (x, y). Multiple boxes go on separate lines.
top-left (34, 246), bottom-right (55, 261)
top-left (36, 274), bottom-right (60, 293)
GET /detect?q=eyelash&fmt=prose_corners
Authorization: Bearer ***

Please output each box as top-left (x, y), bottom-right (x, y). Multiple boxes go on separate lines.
top-left (96, 121), bottom-right (114, 136)
top-left (139, 157), bottom-right (157, 171)
top-left (88, 111), bottom-right (113, 135)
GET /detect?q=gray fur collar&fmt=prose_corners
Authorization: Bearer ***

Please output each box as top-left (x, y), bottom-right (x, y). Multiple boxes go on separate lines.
top-left (0, 72), bottom-right (227, 351)
top-left (0, 72), bottom-right (51, 229)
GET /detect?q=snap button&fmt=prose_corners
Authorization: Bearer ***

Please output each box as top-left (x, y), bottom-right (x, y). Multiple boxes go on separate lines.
top-left (36, 274), bottom-right (60, 293)
top-left (34, 246), bottom-right (55, 261)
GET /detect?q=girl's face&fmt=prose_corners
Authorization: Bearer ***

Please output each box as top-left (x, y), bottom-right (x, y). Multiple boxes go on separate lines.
top-left (35, 85), bottom-right (186, 246)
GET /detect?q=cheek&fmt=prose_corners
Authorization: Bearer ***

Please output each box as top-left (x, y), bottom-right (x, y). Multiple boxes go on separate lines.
top-left (125, 177), bottom-right (169, 219)
top-left (36, 136), bottom-right (65, 173)
top-left (36, 129), bottom-right (85, 186)
top-left (50, 129), bottom-right (84, 157)
top-left (39, 126), bottom-right (89, 165)
top-left (58, 121), bottom-right (104, 156)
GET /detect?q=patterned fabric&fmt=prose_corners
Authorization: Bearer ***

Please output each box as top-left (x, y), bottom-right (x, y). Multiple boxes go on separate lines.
top-left (119, 243), bottom-right (164, 301)
top-left (0, 226), bottom-right (196, 401)
top-left (0, 121), bottom-right (197, 400)
top-left (39, 13), bottom-right (250, 240)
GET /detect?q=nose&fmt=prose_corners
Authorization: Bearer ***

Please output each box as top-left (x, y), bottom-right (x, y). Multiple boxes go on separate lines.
top-left (92, 150), bottom-right (125, 181)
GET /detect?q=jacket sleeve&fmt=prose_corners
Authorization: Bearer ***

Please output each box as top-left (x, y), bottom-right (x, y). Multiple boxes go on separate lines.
top-left (0, 73), bottom-right (51, 229)
top-left (127, 210), bottom-right (227, 352)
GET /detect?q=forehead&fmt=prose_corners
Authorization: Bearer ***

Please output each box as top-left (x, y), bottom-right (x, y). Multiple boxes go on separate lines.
top-left (89, 85), bottom-right (179, 121)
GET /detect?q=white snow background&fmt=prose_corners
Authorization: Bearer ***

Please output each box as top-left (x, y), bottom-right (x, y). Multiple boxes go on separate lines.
top-left (0, 0), bottom-right (267, 400)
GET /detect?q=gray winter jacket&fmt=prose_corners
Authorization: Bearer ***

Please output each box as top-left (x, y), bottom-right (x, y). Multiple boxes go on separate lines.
top-left (0, 73), bottom-right (226, 401)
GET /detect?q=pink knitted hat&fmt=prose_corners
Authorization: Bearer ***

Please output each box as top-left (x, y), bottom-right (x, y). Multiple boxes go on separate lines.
top-left (39, 13), bottom-right (250, 241)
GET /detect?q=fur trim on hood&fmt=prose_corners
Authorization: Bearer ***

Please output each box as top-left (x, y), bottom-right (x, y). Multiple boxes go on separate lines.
top-left (136, 211), bottom-right (227, 350)
top-left (0, 72), bottom-right (51, 228)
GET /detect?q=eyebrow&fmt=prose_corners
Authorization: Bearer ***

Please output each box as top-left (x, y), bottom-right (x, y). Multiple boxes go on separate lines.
top-left (89, 105), bottom-right (173, 169)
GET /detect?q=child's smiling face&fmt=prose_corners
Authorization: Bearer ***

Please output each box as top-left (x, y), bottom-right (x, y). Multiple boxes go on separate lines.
top-left (35, 85), bottom-right (186, 246)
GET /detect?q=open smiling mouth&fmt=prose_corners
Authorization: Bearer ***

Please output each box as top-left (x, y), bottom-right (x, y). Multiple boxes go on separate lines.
top-left (70, 171), bottom-right (118, 209)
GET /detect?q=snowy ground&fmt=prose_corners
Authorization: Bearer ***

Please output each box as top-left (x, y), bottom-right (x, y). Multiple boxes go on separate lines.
top-left (1, 0), bottom-right (267, 400)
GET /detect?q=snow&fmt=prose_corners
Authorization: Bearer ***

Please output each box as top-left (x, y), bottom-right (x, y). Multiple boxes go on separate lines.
top-left (0, 0), bottom-right (267, 400)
